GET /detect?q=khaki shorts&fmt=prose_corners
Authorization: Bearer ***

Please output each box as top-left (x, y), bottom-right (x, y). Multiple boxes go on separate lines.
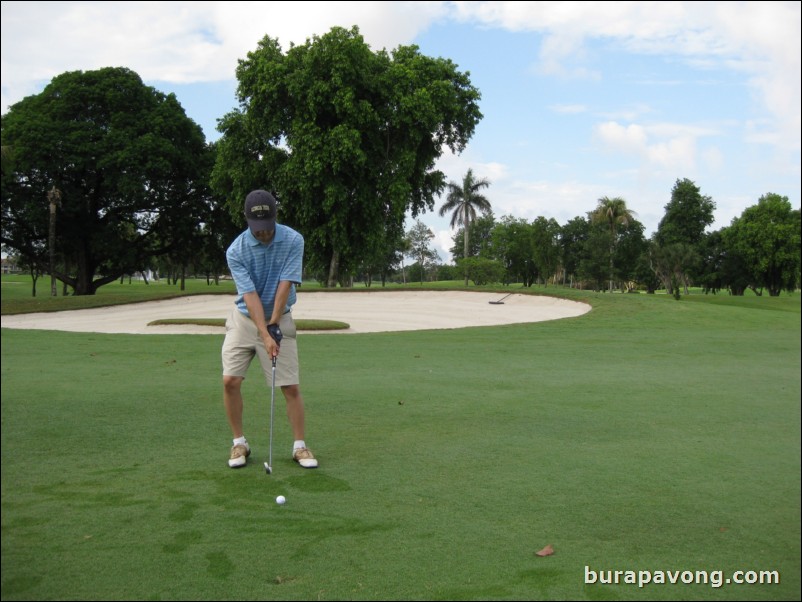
top-left (222, 309), bottom-right (299, 387)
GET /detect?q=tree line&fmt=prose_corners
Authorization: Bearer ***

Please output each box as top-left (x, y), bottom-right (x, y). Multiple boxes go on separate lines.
top-left (2, 25), bottom-right (798, 297)
top-left (408, 176), bottom-right (799, 297)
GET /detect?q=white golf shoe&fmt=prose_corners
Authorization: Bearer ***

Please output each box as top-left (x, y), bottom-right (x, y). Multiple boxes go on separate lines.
top-left (293, 447), bottom-right (318, 468)
top-left (228, 443), bottom-right (251, 468)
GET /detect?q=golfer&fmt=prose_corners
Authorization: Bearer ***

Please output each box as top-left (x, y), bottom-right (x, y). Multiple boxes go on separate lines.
top-left (221, 189), bottom-right (318, 469)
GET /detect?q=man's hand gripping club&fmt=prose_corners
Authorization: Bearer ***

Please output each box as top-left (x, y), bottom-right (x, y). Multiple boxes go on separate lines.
top-left (267, 322), bottom-right (283, 360)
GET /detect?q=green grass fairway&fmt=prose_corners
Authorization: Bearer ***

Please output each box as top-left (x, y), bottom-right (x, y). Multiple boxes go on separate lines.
top-left (2, 288), bottom-right (799, 600)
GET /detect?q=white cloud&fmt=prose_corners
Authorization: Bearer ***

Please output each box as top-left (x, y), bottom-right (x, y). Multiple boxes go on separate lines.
top-left (645, 135), bottom-right (696, 171)
top-left (451, 1), bottom-right (800, 148)
top-left (595, 122), bottom-right (649, 154)
top-left (1, 0), bottom-right (446, 112)
top-left (434, 228), bottom-right (456, 263)
top-left (594, 120), bottom-right (723, 171)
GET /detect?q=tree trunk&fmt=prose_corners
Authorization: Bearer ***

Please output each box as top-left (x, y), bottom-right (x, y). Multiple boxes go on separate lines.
top-left (48, 187), bottom-right (60, 297)
top-left (463, 211), bottom-right (470, 286)
top-left (75, 246), bottom-right (92, 295)
top-left (327, 250), bottom-right (340, 288)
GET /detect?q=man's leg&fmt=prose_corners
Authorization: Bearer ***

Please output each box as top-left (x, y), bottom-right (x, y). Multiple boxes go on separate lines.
top-left (222, 308), bottom-right (256, 468)
top-left (224, 375), bottom-right (250, 467)
top-left (282, 384), bottom-right (305, 441)
top-left (283, 384), bottom-right (318, 468)
top-left (224, 375), bottom-right (246, 438)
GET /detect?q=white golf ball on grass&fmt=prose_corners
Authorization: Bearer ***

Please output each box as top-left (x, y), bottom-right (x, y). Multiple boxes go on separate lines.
top-left (276, 495), bottom-right (286, 505)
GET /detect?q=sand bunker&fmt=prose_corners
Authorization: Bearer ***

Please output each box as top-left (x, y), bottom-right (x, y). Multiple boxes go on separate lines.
top-left (1, 290), bottom-right (590, 335)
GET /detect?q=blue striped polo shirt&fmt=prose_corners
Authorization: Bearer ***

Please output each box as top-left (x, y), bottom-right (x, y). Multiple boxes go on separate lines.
top-left (226, 224), bottom-right (304, 317)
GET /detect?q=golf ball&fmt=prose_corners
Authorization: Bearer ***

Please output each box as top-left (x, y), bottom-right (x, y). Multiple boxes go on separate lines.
top-left (276, 495), bottom-right (286, 505)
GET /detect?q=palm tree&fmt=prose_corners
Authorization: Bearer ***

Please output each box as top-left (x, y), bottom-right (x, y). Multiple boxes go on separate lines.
top-left (590, 196), bottom-right (636, 292)
top-left (438, 169), bottom-right (491, 285)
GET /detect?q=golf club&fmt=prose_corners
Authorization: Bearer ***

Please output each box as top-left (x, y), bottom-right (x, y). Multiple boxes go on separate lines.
top-left (264, 356), bottom-right (276, 475)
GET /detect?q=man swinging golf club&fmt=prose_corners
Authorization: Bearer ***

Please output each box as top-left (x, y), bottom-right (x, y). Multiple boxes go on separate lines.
top-left (221, 189), bottom-right (318, 470)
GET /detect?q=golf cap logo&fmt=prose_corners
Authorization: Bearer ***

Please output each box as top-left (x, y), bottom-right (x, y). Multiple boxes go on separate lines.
top-left (248, 204), bottom-right (274, 219)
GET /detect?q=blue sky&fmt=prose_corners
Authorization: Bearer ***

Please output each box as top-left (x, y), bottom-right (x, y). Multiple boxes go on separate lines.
top-left (2, 1), bottom-right (799, 262)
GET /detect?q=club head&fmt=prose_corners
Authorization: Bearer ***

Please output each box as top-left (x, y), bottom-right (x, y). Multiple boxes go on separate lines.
top-left (264, 462), bottom-right (272, 474)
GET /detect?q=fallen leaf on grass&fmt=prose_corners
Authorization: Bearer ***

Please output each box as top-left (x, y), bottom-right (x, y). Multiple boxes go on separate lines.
top-left (535, 544), bottom-right (554, 557)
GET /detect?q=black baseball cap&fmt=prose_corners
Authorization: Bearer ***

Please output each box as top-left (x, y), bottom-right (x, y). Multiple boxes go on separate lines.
top-left (244, 190), bottom-right (277, 235)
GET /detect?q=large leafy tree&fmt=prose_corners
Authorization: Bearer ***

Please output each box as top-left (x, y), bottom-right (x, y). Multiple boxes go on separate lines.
top-left (212, 26), bottom-right (482, 287)
top-left (577, 222), bottom-right (611, 291)
top-left (530, 216), bottom-right (561, 286)
top-left (655, 178), bottom-right (716, 247)
top-left (488, 215), bottom-right (537, 287)
top-left (1, 67), bottom-right (210, 295)
top-left (650, 178), bottom-right (716, 291)
top-left (438, 168), bottom-right (491, 284)
top-left (578, 213), bottom-right (645, 292)
top-left (590, 196), bottom-right (636, 292)
top-left (611, 219), bottom-right (648, 291)
top-left (650, 242), bottom-right (698, 298)
top-left (723, 193), bottom-right (801, 296)
top-left (559, 216), bottom-right (590, 287)
top-left (490, 216), bottom-right (536, 286)
top-left (696, 229), bottom-right (752, 295)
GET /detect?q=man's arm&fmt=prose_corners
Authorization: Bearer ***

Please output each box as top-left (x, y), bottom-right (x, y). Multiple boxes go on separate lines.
top-left (243, 291), bottom-right (278, 358)
top-left (269, 280), bottom-right (293, 326)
